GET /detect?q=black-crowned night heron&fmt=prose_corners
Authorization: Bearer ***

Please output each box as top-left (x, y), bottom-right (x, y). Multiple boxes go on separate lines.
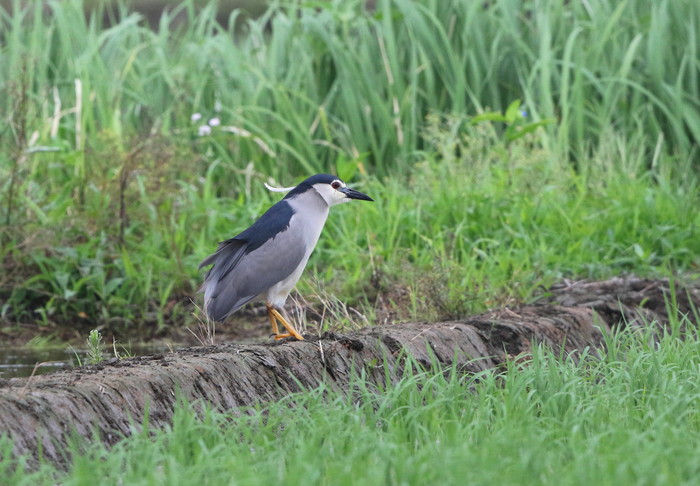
top-left (199, 174), bottom-right (373, 341)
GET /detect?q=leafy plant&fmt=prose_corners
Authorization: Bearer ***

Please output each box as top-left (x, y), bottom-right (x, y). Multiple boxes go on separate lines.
top-left (0, 0), bottom-right (697, 334)
top-left (471, 99), bottom-right (555, 145)
top-left (85, 329), bottom-right (105, 365)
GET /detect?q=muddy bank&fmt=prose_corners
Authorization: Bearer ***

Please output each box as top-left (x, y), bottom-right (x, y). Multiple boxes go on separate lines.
top-left (0, 276), bottom-right (697, 468)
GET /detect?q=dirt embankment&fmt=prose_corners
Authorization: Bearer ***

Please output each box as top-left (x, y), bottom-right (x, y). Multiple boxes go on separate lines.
top-left (1, 276), bottom-right (697, 468)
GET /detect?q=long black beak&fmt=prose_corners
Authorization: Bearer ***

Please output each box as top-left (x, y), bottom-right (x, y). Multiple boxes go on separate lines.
top-left (341, 187), bottom-right (374, 202)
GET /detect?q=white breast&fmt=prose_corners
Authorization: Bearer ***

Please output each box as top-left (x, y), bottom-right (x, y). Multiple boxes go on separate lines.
top-left (264, 191), bottom-right (330, 308)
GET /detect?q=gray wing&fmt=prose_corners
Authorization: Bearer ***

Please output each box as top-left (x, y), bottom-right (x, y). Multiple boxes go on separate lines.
top-left (199, 228), bottom-right (307, 321)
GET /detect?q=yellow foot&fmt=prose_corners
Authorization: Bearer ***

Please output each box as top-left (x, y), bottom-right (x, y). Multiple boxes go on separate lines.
top-left (266, 305), bottom-right (304, 341)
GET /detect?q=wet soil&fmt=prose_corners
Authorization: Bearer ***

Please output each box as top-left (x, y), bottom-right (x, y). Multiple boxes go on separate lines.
top-left (1, 275), bottom-right (698, 469)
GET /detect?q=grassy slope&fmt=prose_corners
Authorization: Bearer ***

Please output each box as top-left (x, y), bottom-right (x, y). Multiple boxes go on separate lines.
top-left (4, 322), bottom-right (700, 485)
top-left (1, 0), bottom-right (698, 335)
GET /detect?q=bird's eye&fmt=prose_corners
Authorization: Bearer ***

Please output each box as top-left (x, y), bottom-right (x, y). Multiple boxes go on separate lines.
top-left (331, 180), bottom-right (342, 190)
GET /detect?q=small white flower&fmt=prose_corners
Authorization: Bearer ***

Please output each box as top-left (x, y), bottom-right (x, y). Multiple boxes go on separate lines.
top-left (191, 113), bottom-right (202, 122)
top-left (198, 125), bottom-right (212, 136)
top-left (208, 117), bottom-right (221, 127)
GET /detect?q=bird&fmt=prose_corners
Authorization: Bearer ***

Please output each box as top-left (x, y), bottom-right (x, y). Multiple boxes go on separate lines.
top-left (199, 174), bottom-right (373, 341)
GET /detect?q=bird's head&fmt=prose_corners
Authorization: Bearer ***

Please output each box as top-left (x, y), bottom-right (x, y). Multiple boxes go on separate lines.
top-left (269, 174), bottom-right (374, 207)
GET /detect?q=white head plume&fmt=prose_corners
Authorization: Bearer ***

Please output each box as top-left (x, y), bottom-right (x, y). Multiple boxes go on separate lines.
top-left (264, 182), bottom-right (295, 193)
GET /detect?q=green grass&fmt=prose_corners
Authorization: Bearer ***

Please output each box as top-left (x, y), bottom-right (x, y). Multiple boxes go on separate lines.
top-left (2, 2), bottom-right (699, 481)
top-left (307, 116), bottom-right (700, 326)
top-left (4, 320), bottom-right (700, 485)
top-left (0, 0), bottom-right (698, 334)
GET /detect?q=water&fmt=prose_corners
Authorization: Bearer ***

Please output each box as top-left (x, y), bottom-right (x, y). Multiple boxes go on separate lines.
top-left (0, 345), bottom-right (172, 379)
top-left (0, 347), bottom-right (73, 378)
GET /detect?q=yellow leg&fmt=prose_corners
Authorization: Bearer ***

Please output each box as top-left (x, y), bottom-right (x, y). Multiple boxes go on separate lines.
top-left (267, 304), bottom-right (280, 336)
top-left (267, 306), bottom-right (304, 341)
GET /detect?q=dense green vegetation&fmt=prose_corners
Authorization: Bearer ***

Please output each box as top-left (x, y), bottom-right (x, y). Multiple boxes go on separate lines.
top-left (4, 322), bottom-right (700, 485)
top-left (1, 0), bottom-right (698, 336)
top-left (2, 1), bottom-right (700, 481)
